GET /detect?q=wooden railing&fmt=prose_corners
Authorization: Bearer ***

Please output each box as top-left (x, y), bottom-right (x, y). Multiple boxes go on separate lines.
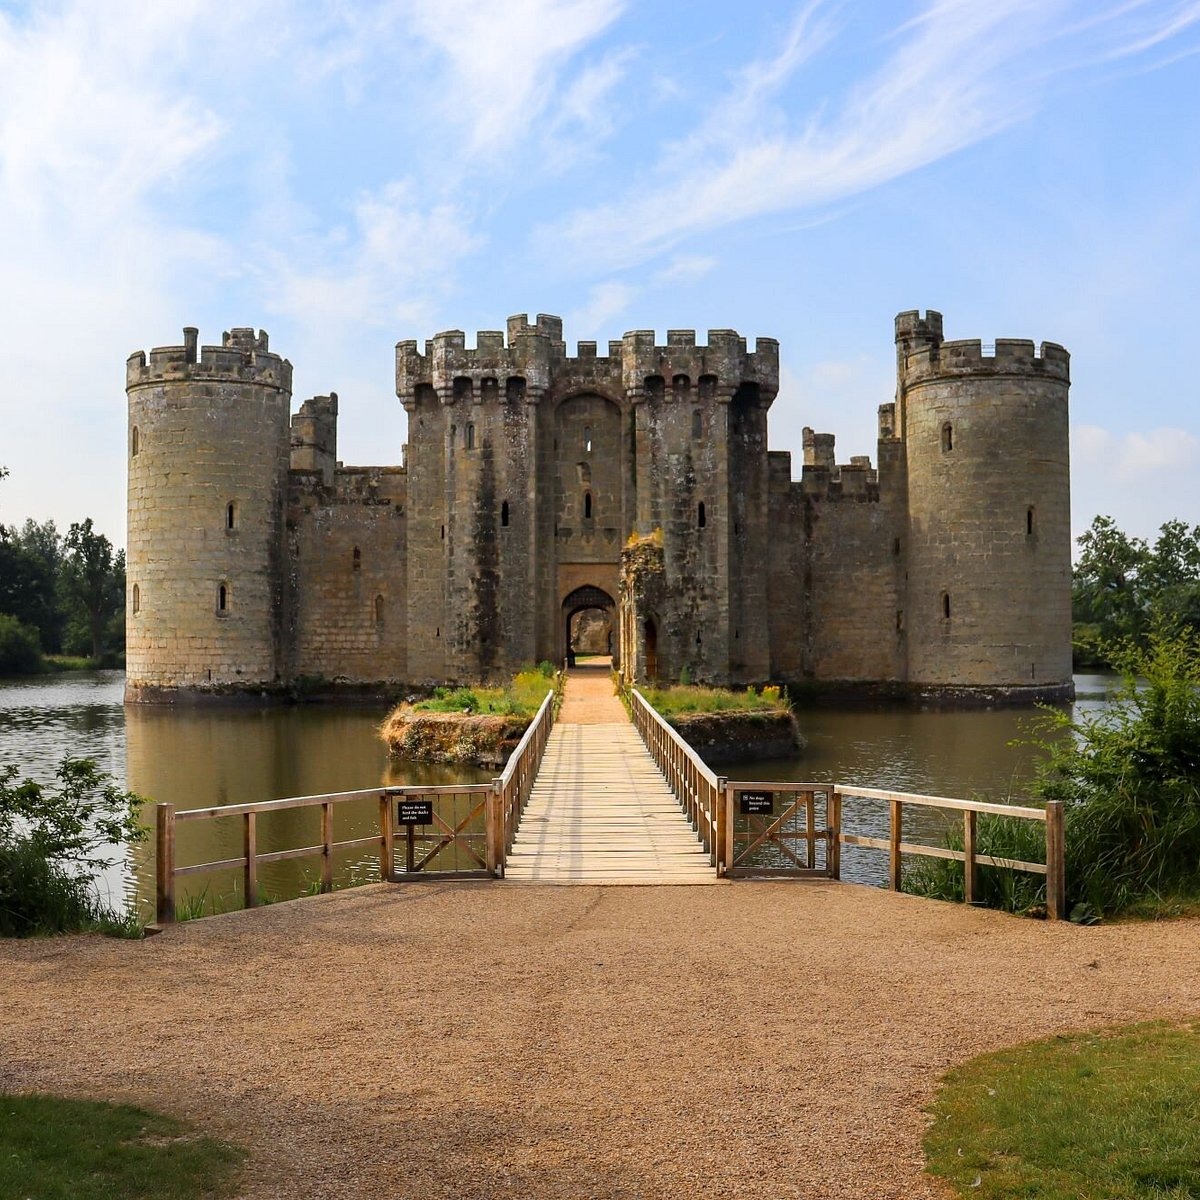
top-left (629, 688), bottom-right (722, 863)
top-left (155, 680), bottom-right (563, 922)
top-left (721, 781), bottom-right (1066, 919)
top-left (493, 682), bottom-right (560, 874)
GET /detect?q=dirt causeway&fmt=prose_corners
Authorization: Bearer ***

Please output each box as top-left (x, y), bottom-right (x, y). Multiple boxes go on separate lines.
top-left (2, 882), bottom-right (1198, 1199)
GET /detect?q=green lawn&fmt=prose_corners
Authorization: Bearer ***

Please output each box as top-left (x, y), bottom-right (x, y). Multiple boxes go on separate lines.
top-left (0, 1094), bottom-right (244, 1199)
top-left (639, 683), bottom-right (787, 715)
top-left (926, 1022), bottom-right (1200, 1198)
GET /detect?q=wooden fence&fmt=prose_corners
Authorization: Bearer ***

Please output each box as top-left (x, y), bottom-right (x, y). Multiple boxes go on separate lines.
top-left (625, 687), bottom-right (1066, 919)
top-left (630, 688), bottom-right (722, 864)
top-left (155, 681), bottom-right (561, 923)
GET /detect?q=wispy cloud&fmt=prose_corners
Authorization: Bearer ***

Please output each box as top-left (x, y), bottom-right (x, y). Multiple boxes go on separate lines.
top-left (568, 280), bottom-right (636, 334)
top-left (539, 0), bottom-right (1200, 271)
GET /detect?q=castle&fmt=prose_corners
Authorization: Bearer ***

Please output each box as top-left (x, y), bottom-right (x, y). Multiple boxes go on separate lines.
top-left (124, 310), bottom-right (1073, 704)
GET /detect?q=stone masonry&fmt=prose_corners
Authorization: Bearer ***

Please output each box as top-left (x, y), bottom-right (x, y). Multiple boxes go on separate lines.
top-left (125, 310), bottom-right (1073, 704)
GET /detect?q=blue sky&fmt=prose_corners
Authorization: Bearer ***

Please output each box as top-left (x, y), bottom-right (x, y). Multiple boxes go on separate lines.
top-left (1, 0), bottom-right (1198, 549)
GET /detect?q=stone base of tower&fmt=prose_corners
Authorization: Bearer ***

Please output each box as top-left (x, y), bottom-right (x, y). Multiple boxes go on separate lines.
top-left (780, 678), bottom-right (1076, 709)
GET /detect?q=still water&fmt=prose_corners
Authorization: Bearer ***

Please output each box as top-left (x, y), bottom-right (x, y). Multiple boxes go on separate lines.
top-left (0, 671), bottom-right (1115, 913)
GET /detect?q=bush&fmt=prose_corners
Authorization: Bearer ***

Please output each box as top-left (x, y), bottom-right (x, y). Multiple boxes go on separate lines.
top-left (1032, 625), bottom-right (1200, 916)
top-left (0, 757), bottom-right (147, 937)
top-left (0, 613), bottom-right (43, 675)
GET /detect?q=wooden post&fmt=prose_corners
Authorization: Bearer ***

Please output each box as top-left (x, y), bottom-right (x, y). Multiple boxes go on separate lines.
top-left (720, 780), bottom-right (734, 874)
top-left (805, 791), bottom-right (816, 870)
top-left (155, 802), bottom-right (176, 925)
top-left (1045, 800), bottom-right (1066, 920)
top-left (889, 799), bottom-right (903, 891)
top-left (962, 809), bottom-right (978, 905)
top-left (406, 822), bottom-right (416, 874)
top-left (243, 811), bottom-right (258, 908)
top-left (321, 801), bottom-right (334, 893)
top-left (379, 792), bottom-right (394, 882)
top-left (487, 781), bottom-right (501, 877)
top-left (827, 790), bottom-right (842, 880)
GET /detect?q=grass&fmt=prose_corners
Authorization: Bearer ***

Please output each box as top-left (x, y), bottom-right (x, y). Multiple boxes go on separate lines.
top-left (411, 665), bottom-right (557, 718)
top-left (925, 1022), bottom-right (1200, 1199)
top-left (639, 683), bottom-right (788, 716)
top-left (0, 1093), bottom-right (244, 1199)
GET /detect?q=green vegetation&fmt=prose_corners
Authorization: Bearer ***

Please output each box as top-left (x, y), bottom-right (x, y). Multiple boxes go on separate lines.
top-left (926, 1022), bottom-right (1200, 1199)
top-left (908, 626), bottom-right (1200, 920)
top-left (413, 664), bottom-right (557, 717)
top-left (0, 613), bottom-right (43, 674)
top-left (0, 757), bottom-right (146, 937)
top-left (639, 683), bottom-right (787, 716)
top-left (1073, 515), bottom-right (1200, 668)
top-left (0, 1093), bottom-right (243, 1199)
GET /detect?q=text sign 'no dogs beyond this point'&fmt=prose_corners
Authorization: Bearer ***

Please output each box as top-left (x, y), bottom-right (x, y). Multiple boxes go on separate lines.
top-left (396, 799), bottom-right (433, 825)
top-left (739, 790), bottom-right (774, 816)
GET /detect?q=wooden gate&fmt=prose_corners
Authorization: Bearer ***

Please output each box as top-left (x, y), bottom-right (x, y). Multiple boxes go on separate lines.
top-left (722, 783), bottom-right (839, 879)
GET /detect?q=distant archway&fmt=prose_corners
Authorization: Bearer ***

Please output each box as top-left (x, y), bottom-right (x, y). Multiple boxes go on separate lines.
top-left (643, 617), bottom-right (658, 681)
top-left (562, 585), bottom-right (615, 667)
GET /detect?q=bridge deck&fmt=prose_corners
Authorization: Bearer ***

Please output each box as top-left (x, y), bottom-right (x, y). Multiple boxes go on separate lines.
top-left (504, 668), bottom-right (716, 885)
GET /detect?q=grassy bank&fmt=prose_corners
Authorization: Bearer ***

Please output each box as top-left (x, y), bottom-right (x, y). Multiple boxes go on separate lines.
top-left (926, 1022), bottom-right (1200, 1198)
top-left (411, 664), bottom-right (557, 718)
top-left (0, 1094), bottom-right (244, 1199)
top-left (638, 683), bottom-right (787, 715)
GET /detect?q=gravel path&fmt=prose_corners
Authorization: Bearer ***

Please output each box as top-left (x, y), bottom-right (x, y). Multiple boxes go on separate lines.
top-left (2, 882), bottom-right (1198, 1199)
top-left (558, 661), bottom-right (622, 724)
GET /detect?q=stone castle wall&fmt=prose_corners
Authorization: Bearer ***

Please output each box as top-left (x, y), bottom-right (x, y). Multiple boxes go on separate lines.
top-left (126, 311), bottom-right (1073, 704)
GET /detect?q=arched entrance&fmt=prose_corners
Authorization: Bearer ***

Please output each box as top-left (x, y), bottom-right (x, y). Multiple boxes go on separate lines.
top-left (643, 617), bottom-right (658, 681)
top-left (562, 585), bottom-right (616, 667)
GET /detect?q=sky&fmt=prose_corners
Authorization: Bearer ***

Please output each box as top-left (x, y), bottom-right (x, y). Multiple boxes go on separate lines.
top-left (1, 0), bottom-right (1198, 551)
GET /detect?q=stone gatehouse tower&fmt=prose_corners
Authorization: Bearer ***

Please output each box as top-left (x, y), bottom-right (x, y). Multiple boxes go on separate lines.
top-left (125, 310), bottom-right (1073, 704)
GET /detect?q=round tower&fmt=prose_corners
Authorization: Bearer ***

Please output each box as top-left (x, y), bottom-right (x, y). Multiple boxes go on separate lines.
top-left (125, 327), bottom-right (293, 701)
top-left (896, 310), bottom-right (1072, 699)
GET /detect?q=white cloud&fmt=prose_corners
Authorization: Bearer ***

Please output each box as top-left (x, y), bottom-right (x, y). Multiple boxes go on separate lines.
top-left (539, 0), bottom-right (1200, 271)
top-left (654, 255), bottom-right (718, 285)
top-left (567, 280), bottom-right (636, 335)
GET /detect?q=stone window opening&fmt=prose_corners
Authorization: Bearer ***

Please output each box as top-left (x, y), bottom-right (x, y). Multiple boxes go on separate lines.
top-left (374, 595), bottom-right (384, 624)
top-left (352, 546), bottom-right (361, 571)
top-left (466, 423), bottom-right (476, 450)
top-left (692, 408), bottom-right (703, 439)
top-left (450, 423), bottom-right (456, 443)
top-left (217, 582), bottom-right (230, 615)
top-left (132, 584), bottom-right (140, 615)
top-left (695, 630), bottom-right (702, 646)
top-left (941, 422), bottom-right (953, 453)
top-left (440, 524), bottom-right (445, 540)
top-left (506, 376), bottom-right (525, 403)
top-left (584, 426), bottom-right (592, 453)
top-left (226, 502), bottom-right (237, 532)
top-left (131, 426), bottom-right (140, 457)
top-left (698, 501), bottom-right (706, 529)
top-left (584, 491), bottom-right (593, 520)
top-left (1026, 507), bottom-right (1035, 536)
top-left (501, 500), bottom-right (510, 527)
top-left (896, 609), bottom-right (903, 632)
top-left (941, 592), bottom-right (951, 620)
top-left (893, 537), bottom-right (901, 556)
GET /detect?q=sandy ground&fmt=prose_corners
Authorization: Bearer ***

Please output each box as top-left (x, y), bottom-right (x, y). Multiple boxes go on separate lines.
top-left (2, 880), bottom-right (1198, 1199)
top-left (558, 662), bottom-right (622, 724)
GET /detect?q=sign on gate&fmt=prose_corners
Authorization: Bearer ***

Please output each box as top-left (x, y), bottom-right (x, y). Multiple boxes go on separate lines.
top-left (396, 799), bottom-right (434, 825)
top-left (739, 790), bottom-right (774, 816)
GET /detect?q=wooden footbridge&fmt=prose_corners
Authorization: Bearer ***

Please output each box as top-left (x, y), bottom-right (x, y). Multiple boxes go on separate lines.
top-left (153, 663), bottom-right (1067, 921)
top-left (504, 669), bottom-right (714, 884)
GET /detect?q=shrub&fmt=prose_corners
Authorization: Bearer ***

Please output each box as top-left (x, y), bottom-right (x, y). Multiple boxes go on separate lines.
top-left (0, 613), bottom-right (43, 675)
top-left (0, 757), bottom-right (147, 937)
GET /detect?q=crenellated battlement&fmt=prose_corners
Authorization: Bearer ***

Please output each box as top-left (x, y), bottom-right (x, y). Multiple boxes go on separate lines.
top-left (127, 326), bottom-right (292, 392)
top-left (395, 315), bottom-right (779, 406)
top-left (898, 323), bottom-right (1069, 385)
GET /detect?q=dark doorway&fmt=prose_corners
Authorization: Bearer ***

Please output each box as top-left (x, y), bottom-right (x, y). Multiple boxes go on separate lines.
top-left (643, 618), bottom-right (658, 681)
top-left (562, 585), bottom-right (616, 668)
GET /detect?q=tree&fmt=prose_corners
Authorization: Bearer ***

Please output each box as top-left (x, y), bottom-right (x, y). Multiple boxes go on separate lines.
top-left (62, 519), bottom-right (123, 661)
top-left (3, 520), bottom-right (63, 653)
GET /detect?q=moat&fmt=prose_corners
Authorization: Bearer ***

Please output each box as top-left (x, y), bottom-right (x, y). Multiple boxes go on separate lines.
top-left (0, 671), bottom-right (1113, 916)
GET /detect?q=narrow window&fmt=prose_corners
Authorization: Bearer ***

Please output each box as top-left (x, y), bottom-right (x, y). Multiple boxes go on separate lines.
top-left (584, 491), bottom-right (593, 520)
top-left (217, 583), bottom-right (229, 614)
top-left (1026, 507), bottom-right (1035, 535)
top-left (698, 501), bottom-right (706, 529)
top-left (466, 423), bottom-right (476, 449)
top-left (132, 584), bottom-right (140, 615)
top-left (450, 424), bottom-right (456, 442)
top-left (440, 524), bottom-right (445, 540)
top-left (941, 593), bottom-right (950, 619)
top-left (941, 422), bottom-right (953, 452)
top-left (893, 537), bottom-right (901, 556)
top-left (584, 425), bottom-right (592, 453)
top-left (352, 546), bottom-right (361, 571)
top-left (131, 426), bottom-right (139, 457)
top-left (501, 500), bottom-right (510, 527)
top-left (374, 595), bottom-right (384, 623)
top-left (692, 408), bottom-right (702, 439)
top-left (226, 502), bottom-right (236, 531)
top-left (896, 610), bottom-right (903, 632)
